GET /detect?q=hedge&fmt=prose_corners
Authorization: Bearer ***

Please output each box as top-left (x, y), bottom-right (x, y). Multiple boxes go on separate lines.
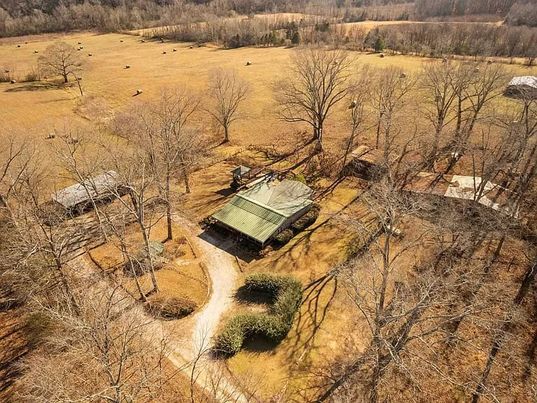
top-left (146, 296), bottom-right (197, 320)
top-left (291, 205), bottom-right (320, 232)
top-left (214, 273), bottom-right (302, 356)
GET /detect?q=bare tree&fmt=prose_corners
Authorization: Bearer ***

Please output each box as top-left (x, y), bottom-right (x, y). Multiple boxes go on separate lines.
top-left (19, 284), bottom-right (173, 402)
top-left (207, 68), bottom-right (249, 143)
top-left (38, 41), bottom-right (82, 84)
top-left (0, 133), bottom-right (36, 215)
top-left (341, 71), bottom-right (369, 171)
top-left (122, 88), bottom-right (204, 241)
top-left (369, 67), bottom-right (414, 151)
top-left (102, 141), bottom-right (162, 295)
top-left (274, 48), bottom-right (351, 148)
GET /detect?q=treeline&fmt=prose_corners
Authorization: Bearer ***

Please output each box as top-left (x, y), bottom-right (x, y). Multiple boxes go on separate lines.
top-left (0, 0), bottom-right (311, 37)
top-left (415, 0), bottom-right (517, 18)
top-left (370, 23), bottom-right (537, 64)
top-left (506, 0), bottom-right (537, 27)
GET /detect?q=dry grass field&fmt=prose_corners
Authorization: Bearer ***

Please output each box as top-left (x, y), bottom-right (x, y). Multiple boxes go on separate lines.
top-left (2, 31), bottom-right (535, 155)
top-left (2, 30), bottom-right (536, 400)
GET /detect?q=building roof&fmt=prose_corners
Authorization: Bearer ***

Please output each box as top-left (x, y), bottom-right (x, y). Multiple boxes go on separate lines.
top-left (52, 170), bottom-right (120, 209)
top-left (212, 179), bottom-right (313, 243)
top-left (508, 76), bottom-right (537, 89)
top-left (404, 172), bottom-right (517, 216)
top-left (351, 145), bottom-right (384, 165)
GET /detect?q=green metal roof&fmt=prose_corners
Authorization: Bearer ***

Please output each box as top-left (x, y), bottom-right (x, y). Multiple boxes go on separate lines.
top-left (211, 179), bottom-right (313, 244)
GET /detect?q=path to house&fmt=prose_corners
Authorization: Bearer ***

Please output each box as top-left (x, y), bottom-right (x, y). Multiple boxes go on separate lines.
top-left (72, 214), bottom-right (245, 402)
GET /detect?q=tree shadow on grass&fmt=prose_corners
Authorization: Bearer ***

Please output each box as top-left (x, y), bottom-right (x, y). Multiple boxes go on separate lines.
top-left (4, 81), bottom-right (60, 92)
top-left (241, 334), bottom-right (279, 353)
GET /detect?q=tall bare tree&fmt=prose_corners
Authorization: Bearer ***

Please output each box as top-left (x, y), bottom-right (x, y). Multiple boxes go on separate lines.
top-left (274, 48), bottom-right (351, 148)
top-left (207, 68), bottom-right (249, 143)
top-left (117, 88), bottom-right (203, 240)
top-left (38, 41), bottom-right (82, 84)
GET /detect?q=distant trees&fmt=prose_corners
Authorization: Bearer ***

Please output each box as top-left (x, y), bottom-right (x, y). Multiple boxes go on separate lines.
top-left (38, 42), bottom-right (82, 84)
top-left (207, 69), bottom-right (250, 143)
top-left (274, 48), bottom-right (351, 148)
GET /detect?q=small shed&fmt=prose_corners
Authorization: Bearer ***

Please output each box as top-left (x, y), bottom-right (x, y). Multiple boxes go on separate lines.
top-left (52, 170), bottom-right (122, 214)
top-left (345, 146), bottom-right (386, 180)
top-left (212, 178), bottom-right (314, 248)
top-left (505, 76), bottom-right (537, 99)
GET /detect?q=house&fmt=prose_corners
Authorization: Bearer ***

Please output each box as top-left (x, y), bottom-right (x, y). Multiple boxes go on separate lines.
top-left (211, 177), bottom-right (314, 247)
top-left (403, 172), bottom-right (518, 217)
top-left (505, 76), bottom-right (537, 99)
top-left (345, 145), bottom-right (387, 180)
top-left (52, 170), bottom-right (123, 214)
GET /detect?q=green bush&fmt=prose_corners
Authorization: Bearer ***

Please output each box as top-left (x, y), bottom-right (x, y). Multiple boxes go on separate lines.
top-left (291, 205), bottom-right (320, 232)
top-left (274, 229), bottom-right (294, 245)
top-left (214, 274), bottom-right (302, 356)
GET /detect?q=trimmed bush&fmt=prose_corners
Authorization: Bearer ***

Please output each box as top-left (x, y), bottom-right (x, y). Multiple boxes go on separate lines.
top-left (291, 205), bottom-right (320, 232)
top-left (273, 229), bottom-right (294, 245)
top-left (214, 274), bottom-right (302, 356)
top-left (146, 296), bottom-right (197, 320)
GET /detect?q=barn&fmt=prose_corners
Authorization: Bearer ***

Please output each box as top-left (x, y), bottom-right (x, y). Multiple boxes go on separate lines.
top-left (345, 145), bottom-right (387, 180)
top-left (52, 170), bottom-right (123, 214)
top-left (211, 178), bottom-right (314, 248)
top-left (505, 76), bottom-right (537, 99)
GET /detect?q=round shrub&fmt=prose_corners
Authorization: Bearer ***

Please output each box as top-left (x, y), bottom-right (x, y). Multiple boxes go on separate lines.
top-left (274, 229), bottom-right (294, 245)
top-left (291, 205), bottom-right (320, 232)
top-left (146, 296), bottom-right (197, 320)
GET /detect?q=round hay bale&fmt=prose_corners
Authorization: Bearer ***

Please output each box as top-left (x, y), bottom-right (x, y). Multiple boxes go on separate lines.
top-left (400, 72), bottom-right (407, 79)
top-left (88, 53), bottom-right (93, 57)
top-left (442, 57), bottom-right (448, 63)
top-left (34, 50), bottom-right (39, 54)
top-left (135, 89), bottom-right (143, 95)
top-left (10, 79), bottom-right (16, 84)
top-left (17, 45), bottom-right (20, 48)
top-left (4, 69), bottom-right (9, 73)
top-left (189, 45), bottom-right (193, 49)
top-left (349, 100), bottom-right (357, 109)
top-left (173, 48), bottom-right (177, 52)
top-left (141, 39), bottom-right (146, 43)
top-left (379, 53), bottom-right (385, 58)
top-left (246, 61), bottom-right (252, 66)
top-left (78, 42), bottom-right (82, 45)
top-left (162, 51), bottom-right (167, 54)
top-left (487, 60), bottom-right (493, 65)
top-left (125, 65), bottom-right (131, 69)
top-left (24, 41), bottom-right (28, 44)
top-left (45, 133), bottom-right (56, 140)
top-left (120, 39), bottom-right (124, 43)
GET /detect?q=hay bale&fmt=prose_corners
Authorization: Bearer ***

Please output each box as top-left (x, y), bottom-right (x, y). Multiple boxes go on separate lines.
top-left (88, 53), bottom-right (93, 57)
top-left (442, 57), bottom-right (448, 63)
top-left (379, 53), bottom-right (385, 58)
top-left (34, 50), bottom-right (38, 54)
top-left (16, 45), bottom-right (20, 48)
top-left (125, 65), bottom-right (131, 69)
top-left (78, 42), bottom-right (82, 45)
top-left (45, 133), bottom-right (56, 140)
top-left (141, 39), bottom-right (146, 43)
top-left (246, 61), bottom-right (252, 66)
top-left (162, 51), bottom-right (167, 54)
top-left (10, 79), bottom-right (16, 84)
top-left (173, 48), bottom-right (177, 52)
top-left (400, 72), bottom-right (407, 79)
top-left (189, 45), bottom-right (193, 49)
top-left (135, 89), bottom-right (143, 95)
top-left (120, 39), bottom-right (124, 43)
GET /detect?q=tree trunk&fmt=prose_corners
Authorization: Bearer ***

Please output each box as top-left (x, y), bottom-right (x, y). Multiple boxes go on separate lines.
top-left (223, 124), bottom-right (229, 142)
